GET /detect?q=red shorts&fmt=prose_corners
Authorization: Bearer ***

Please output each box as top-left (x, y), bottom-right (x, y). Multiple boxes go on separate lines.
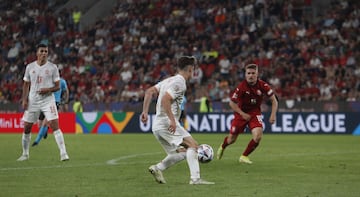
top-left (230, 114), bottom-right (263, 135)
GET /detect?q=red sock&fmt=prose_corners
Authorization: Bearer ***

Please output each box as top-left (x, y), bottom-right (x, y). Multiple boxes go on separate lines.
top-left (242, 139), bottom-right (259, 156)
top-left (221, 136), bottom-right (229, 149)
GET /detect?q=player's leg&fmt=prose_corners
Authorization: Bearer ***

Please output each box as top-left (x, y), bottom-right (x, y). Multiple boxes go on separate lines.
top-left (42, 122), bottom-right (49, 139)
top-left (182, 136), bottom-right (200, 180)
top-left (182, 136), bottom-right (214, 185)
top-left (239, 127), bottom-right (262, 164)
top-left (48, 119), bottom-right (69, 161)
top-left (63, 103), bottom-right (69, 112)
top-left (148, 130), bottom-right (171, 184)
top-left (217, 120), bottom-right (245, 160)
top-left (155, 137), bottom-right (187, 171)
top-left (148, 149), bottom-right (186, 184)
top-left (43, 102), bottom-right (61, 140)
top-left (217, 133), bottom-right (238, 160)
top-left (172, 126), bottom-right (202, 183)
top-left (148, 129), bottom-right (192, 184)
top-left (44, 102), bottom-right (69, 161)
top-left (240, 115), bottom-right (263, 164)
top-left (39, 119), bottom-right (49, 140)
top-left (46, 102), bottom-right (60, 139)
top-left (17, 111), bottom-right (38, 161)
top-left (32, 113), bottom-right (49, 146)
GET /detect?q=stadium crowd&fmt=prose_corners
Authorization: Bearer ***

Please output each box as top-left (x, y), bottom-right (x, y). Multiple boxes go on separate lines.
top-left (0, 0), bottom-right (359, 108)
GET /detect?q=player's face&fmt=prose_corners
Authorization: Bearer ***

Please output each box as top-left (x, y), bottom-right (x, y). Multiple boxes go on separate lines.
top-left (186, 65), bottom-right (195, 80)
top-left (37, 47), bottom-right (48, 64)
top-left (245, 68), bottom-right (258, 85)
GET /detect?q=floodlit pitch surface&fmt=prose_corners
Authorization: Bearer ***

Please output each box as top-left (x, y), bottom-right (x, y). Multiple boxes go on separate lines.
top-left (1, 133), bottom-right (359, 197)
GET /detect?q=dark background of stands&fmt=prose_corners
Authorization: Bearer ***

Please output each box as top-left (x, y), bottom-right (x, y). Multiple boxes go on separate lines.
top-left (0, 0), bottom-right (359, 112)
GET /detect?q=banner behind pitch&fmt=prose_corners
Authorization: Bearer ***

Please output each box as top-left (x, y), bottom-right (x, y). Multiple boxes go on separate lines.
top-left (0, 113), bottom-right (75, 133)
top-left (127, 112), bottom-right (360, 135)
top-left (1, 112), bottom-right (359, 134)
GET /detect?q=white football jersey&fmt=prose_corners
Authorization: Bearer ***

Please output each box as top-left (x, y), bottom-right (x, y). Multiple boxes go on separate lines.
top-left (152, 74), bottom-right (186, 131)
top-left (23, 61), bottom-right (60, 102)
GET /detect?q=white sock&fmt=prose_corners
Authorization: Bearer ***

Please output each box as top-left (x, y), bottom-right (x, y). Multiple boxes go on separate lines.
top-left (22, 133), bottom-right (31, 156)
top-left (157, 152), bottom-right (186, 171)
top-left (53, 129), bottom-right (67, 155)
top-left (186, 147), bottom-right (200, 180)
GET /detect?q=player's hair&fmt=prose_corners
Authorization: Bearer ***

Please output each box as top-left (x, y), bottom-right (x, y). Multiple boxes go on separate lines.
top-left (245, 63), bottom-right (258, 70)
top-left (36, 43), bottom-right (48, 50)
top-left (177, 56), bottom-right (197, 70)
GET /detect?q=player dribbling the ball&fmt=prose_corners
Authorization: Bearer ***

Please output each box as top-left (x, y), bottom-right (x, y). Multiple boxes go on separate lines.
top-left (141, 56), bottom-right (214, 185)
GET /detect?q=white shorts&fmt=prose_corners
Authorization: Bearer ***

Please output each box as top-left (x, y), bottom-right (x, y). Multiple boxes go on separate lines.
top-left (22, 97), bottom-right (59, 123)
top-left (153, 125), bottom-right (191, 155)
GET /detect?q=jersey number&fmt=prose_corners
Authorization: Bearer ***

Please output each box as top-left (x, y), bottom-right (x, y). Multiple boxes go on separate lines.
top-left (37, 76), bottom-right (43, 84)
top-left (50, 105), bottom-right (57, 113)
top-left (256, 115), bottom-right (262, 123)
top-left (256, 115), bottom-right (266, 130)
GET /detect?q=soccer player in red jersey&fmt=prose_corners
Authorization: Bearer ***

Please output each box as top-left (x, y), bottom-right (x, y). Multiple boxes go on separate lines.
top-left (216, 64), bottom-right (278, 164)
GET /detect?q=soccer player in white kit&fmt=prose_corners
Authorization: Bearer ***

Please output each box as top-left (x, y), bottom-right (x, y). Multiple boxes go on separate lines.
top-left (141, 56), bottom-right (214, 185)
top-left (17, 43), bottom-right (69, 162)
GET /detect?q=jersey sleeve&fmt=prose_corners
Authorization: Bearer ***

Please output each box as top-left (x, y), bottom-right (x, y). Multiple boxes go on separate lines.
top-left (262, 81), bottom-right (274, 97)
top-left (53, 65), bottom-right (60, 82)
top-left (166, 80), bottom-right (185, 100)
top-left (61, 79), bottom-right (68, 90)
top-left (154, 80), bottom-right (163, 92)
top-left (23, 64), bottom-right (30, 82)
top-left (230, 86), bottom-right (241, 103)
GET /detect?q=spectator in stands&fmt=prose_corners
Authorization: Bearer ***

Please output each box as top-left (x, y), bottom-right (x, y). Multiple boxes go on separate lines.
top-left (72, 6), bottom-right (81, 31)
top-left (93, 85), bottom-right (105, 110)
top-left (73, 95), bottom-right (83, 112)
top-left (0, 0), bottom-right (360, 107)
top-left (219, 55), bottom-right (231, 80)
top-left (199, 96), bottom-right (213, 113)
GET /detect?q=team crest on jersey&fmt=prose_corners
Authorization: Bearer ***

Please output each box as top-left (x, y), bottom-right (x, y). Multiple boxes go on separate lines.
top-left (256, 90), bottom-right (262, 96)
top-left (232, 93), bottom-right (238, 99)
top-left (45, 70), bottom-right (50, 75)
top-left (250, 98), bottom-right (257, 104)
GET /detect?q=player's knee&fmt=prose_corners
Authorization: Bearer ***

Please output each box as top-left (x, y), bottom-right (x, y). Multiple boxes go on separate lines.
top-left (183, 139), bottom-right (198, 149)
top-left (24, 123), bottom-right (32, 134)
top-left (253, 134), bottom-right (262, 143)
top-left (48, 120), bottom-right (59, 131)
top-left (188, 142), bottom-right (198, 149)
top-left (227, 136), bottom-right (236, 144)
top-left (252, 128), bottom-right (263, 142)
top-left (188, 140), bottom-right (199, 149)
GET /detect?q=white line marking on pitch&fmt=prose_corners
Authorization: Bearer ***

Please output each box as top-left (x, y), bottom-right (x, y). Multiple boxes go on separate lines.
top-left (2, 150), bottom-right (358, 171)
top-left (106, 152), bottom-right (162, 165)
top-left (0, 152), bottom-right (162, 171)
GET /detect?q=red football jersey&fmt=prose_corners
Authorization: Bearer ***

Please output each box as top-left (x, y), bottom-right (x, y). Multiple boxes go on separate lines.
top-left (230, 79), bottom-right (274, 117)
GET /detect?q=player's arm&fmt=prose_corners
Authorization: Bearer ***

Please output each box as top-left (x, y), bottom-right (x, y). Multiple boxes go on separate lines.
top-left (38, 81), bottom-right (60, 95)
top-left (63, 83), bottom-right (70, 104)
top-left (51, 80), bottom-right (60, 93)
top-left (22, 81), bottom-right (30, 109)
top-left (141, 86), bottom-right (158, 124)
top-left (229, 100), bottom-right (251, 121)
top-left (268, 94), bottom-right (278, 124)
top-left (161, 92), bottom-right (176, 133)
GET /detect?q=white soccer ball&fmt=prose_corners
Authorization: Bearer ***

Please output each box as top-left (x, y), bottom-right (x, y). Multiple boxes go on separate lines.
top-left (197, 144), bottom-right (214, 163)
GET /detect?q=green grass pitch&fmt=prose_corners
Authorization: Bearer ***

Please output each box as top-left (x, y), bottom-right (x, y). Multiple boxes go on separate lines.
top-left (0, 133), bottom-right (359, 197)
